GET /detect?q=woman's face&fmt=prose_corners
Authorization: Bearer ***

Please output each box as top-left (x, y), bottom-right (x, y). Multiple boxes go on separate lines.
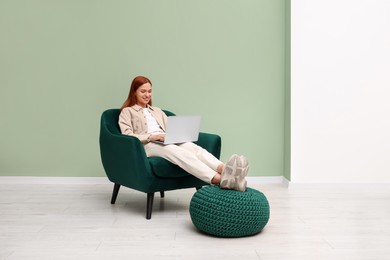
top-left (135, 82), bottom-right (152, 108)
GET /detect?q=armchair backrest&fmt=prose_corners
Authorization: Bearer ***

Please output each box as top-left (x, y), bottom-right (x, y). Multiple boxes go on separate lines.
top-left (101, 109), bottom-right (122, 135)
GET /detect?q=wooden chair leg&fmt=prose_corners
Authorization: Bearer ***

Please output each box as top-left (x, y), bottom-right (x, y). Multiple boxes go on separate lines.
top-left (111, 184), bottom-right (121, 204)
top-left (160, 191), bottom-right (165, 198)
top-left (146, 193), bottom-right (155, 220)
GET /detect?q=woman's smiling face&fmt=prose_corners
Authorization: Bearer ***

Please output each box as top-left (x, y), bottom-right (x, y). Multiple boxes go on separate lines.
top-left (135, 82), bottom-right (152, 108)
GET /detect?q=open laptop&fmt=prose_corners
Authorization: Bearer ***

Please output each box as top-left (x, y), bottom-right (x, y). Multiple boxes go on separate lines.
top-left (153, 115), bottom-right (201, 145)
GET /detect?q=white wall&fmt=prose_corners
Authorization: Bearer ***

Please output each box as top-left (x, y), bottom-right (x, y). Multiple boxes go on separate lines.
top-left (291, 0), bottom-right (390, 183)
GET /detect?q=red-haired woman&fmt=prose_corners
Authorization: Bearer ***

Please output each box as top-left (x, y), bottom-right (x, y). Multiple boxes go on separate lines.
top-left (118, 76), bottom-right (248, 192)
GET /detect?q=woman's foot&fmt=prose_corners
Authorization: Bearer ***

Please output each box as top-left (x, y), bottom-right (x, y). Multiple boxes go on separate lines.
top-left (234, 155), bottom-right (249, 192)
top-left (217, 164), bottom-right (224, 174)
top-left (220, 154), bottom-right (249, 192)
top-left (211, 173), bottom-right (221, 185)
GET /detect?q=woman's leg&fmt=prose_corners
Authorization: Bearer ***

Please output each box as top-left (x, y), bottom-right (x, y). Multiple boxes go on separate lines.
top-left (177, 142), bottom-right (223, 172)
top-left (144, 142), bottom-right (218, 184)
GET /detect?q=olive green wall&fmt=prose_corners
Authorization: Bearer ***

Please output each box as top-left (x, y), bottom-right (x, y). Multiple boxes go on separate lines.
top-left (0, 0), bottom-right (287, 177)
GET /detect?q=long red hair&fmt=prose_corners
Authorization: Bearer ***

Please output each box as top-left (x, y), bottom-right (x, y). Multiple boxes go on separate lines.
top-left (120, 76), bottom-right (152, 111)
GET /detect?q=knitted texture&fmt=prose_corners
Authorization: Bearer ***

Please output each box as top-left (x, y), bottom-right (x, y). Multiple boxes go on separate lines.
top-left (189, 185), bottom-right (270, 237)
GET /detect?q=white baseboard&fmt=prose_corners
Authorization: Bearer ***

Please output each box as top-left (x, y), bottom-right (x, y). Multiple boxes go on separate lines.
top-left (0, 176), bottom-right (286, 185)
top-left (246, 176), bottom-right (287, 185)
top-left (287, 181), bottom-right (390, 191)
top-left (0, 176), bottom-right (110, 185)
top-left (246, 177), bottom-right (390, 191)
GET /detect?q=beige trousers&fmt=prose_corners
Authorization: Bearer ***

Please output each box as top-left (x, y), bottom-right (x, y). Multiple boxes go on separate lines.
top-left (144, 142), bottom-right (222, 183)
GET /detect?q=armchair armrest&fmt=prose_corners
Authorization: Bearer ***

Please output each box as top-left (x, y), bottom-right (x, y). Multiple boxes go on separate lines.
top-left (100, 129), bottom-right (154, 189)
top-left (195, 132), bottom-right (221, 159)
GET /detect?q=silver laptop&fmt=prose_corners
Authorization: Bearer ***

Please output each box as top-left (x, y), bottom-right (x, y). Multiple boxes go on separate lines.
top-left (153, 115), bottom-right (201, 145)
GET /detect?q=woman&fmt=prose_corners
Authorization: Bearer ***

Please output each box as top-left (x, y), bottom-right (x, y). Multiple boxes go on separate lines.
top-left (118, 76), bottom-right (248, 192)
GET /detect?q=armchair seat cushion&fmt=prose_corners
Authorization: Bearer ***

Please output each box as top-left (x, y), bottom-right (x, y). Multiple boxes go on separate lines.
top-left (149, 157), bottom-right (191, 178)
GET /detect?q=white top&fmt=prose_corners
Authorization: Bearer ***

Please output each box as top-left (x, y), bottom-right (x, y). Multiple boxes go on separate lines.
top-left (143, 108), bottom-right (164, 134)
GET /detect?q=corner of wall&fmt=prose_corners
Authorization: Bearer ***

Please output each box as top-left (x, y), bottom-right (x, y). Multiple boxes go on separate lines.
top-left (283, 0), bottom-right (291, 181)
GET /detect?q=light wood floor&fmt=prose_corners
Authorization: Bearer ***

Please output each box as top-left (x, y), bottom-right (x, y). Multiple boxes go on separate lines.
top-left (1, 180), bottom-right (390, 260)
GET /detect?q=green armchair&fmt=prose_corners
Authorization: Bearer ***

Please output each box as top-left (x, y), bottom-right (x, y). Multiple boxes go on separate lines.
top-left (99, 109), bottom-right (221, 219)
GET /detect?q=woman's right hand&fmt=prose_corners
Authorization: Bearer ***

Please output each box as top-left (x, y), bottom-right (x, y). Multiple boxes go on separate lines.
top-left (149, 134), bottom-right (165, 142)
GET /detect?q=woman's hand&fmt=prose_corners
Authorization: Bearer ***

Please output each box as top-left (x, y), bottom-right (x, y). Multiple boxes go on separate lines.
top-left (149, 134), bottom-right (165, 142)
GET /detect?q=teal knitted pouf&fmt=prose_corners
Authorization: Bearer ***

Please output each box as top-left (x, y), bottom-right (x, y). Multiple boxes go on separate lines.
top-left (189, 185), bottom-right (270, 237)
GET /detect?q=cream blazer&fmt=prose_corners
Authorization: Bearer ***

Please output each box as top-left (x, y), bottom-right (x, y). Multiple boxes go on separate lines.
top-left (118, 105), bottom-right (168, 143)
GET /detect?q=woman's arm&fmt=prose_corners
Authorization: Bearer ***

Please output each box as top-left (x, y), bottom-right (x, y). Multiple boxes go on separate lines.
top-left (118, 108), bottom-right (151, 143)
